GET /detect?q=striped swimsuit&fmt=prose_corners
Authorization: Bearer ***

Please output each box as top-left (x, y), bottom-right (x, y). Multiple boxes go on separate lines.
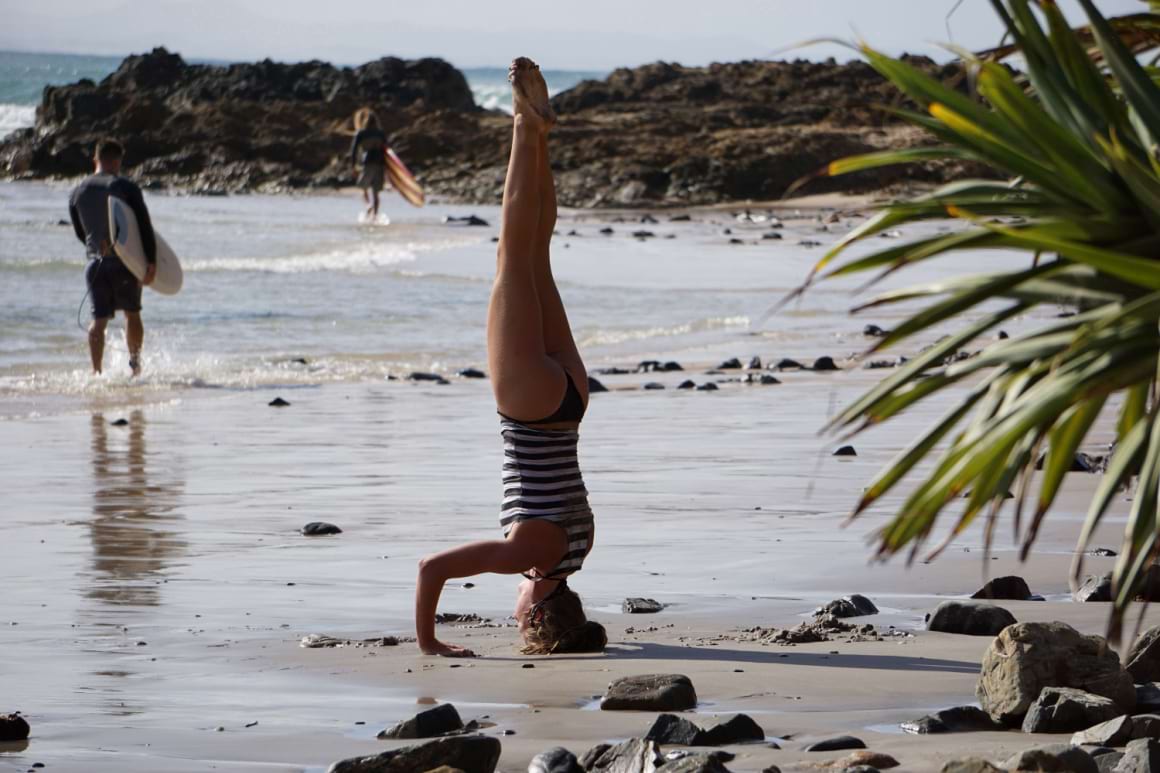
top-left (499, 419), bottom-right (594, 579)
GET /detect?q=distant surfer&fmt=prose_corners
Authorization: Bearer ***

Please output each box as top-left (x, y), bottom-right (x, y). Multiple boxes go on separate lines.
top-left (68, 139), bottom-right (156, 376)
top-left (415, 58), bottom-right (605, 657)
top-left (350, 107), bottom-right (388, 220)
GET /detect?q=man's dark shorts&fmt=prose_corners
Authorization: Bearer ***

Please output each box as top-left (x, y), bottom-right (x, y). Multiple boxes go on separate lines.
top-left (85, 256), bottom-right (142, 319)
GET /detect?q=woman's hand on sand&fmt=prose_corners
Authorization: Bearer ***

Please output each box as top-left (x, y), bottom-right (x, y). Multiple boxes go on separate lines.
top-left (420, 639), bottom-right (477, 658)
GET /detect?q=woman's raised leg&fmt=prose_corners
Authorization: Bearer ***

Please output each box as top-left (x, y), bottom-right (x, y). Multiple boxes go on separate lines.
top-left (486, 58), bottom-right (566, 422)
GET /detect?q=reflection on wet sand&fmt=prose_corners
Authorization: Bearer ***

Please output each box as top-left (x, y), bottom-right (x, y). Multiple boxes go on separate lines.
top-left (87, 410), bottom-right (185, 608)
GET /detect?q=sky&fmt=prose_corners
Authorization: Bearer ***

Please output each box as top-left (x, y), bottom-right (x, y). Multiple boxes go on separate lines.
top-left (0, 0), bottom-right (1147, 70)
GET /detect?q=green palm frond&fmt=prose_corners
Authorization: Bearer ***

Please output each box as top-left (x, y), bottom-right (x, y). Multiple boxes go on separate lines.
top-left (796, 0), bottom-right (1160, 640)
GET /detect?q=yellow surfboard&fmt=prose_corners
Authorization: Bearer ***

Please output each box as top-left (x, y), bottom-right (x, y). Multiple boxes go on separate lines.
top-left (385, 148), bottom-right (425, 208)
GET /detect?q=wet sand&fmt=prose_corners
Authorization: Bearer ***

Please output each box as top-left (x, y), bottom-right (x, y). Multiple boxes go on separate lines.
top-left (0, 202), bottom-right (1145, 772)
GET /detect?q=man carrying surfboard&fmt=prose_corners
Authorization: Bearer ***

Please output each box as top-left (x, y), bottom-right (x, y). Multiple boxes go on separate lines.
top-left (68, 139), bottom-right (156, 377)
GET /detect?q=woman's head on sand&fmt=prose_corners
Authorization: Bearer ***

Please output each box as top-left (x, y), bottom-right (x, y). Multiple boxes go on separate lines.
top-left (354, 107), bottom-right (380, 131)
top-left (519, 581), bottom-right (606, 654)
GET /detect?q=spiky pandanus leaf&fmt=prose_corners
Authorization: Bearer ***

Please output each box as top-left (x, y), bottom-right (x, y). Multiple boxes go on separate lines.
top-left (796, 0), bottom-right (1160, 639)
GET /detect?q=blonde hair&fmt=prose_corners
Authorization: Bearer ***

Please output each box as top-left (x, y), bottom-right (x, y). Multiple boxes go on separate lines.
top-left (521, 583), bottom-right (607, 655)
top-left (354, 107), bottom-right (381, 131)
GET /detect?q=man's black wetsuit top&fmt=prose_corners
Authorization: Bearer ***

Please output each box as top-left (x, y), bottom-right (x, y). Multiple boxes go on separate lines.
top-left (68, 174), bottom-right (156, 264)
top-left (350, 128), bottom-right (387, 167)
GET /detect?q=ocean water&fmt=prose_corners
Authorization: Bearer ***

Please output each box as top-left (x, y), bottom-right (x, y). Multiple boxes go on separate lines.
top-left (0, 49), bottom-right (604, 138)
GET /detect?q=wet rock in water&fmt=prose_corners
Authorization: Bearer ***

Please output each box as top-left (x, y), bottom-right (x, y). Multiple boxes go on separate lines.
top-left (746, 356), bottom-right (762, 370)
top-left (803, 735), bottom-right (866, 752)
top-left (601, 674), bottom-right (697, 711)
top-left (773, 358), bottom-right (804, 370)
top-left (588, 376), bottom-right (609, 394)
top-left (1021, 687), bottom-right (1122, 734)
top-left (900, 706), bottom-right (1002, 734)
top-left (971, 576), bottom-right (1033, 601)
top-left (301, 521), bottom-right (342, 536)
top-left (1116, 738), bottom-right (1160, 772)
top-left (939, 759), bottom-right (1003, 773)
top-left (696, 383), bottom-right (719, 391)
top-left (926, 600), bottom-right (1015, 636)
top-left (457, 368), bottom-right (486, 379)
top-left (826, 751), bottom-right (899, 769)
top-left (761, 231), bottom-right (783, 240)
top-left (645, 714), bottom-right (705, 745)
top-left (585, 738), bottom-right (663, 771)
top-left (111, 417), bottom-right (131, 425)
top-left (863, 324), bottom-right (889, 337)
top-left (409, 372), bottom-right (450, 384)
top-left (326, 734), bottom-right (501, 773)
top-left (623, 598), bottom-right (664, 614)
top-left (977, 621), bottom-right (1136, 726)
top-left (1002, 743), bottom-right (1098, 773)
top-left (815, 594), bottom-right (878, 618)
top-left (0, 713), bottom-right (30, 741)
top-left (579, 744), bottom-right (612, 770)
top-left (1127, 627), bottom-right (1160, 683)
top-left (1075, 574), bottom-right (1114, 602)
top-left (529, 747), bottom-right (583, 773)
top-left (718, 358), bottom-right (743, 370)
top-left (832, 445), bottom-right (857, 457)
top-left (377, 703), bottom-right (464, 739)
top-left (812, 356), bottom-right (840, 371)
top-left (677, 380), bottom-right (696, 390)
top-left (642, 382), bottom-right (665, 390)
top-left (701, 714), bottom-right (764, 745)
top-left (443, 215), bottom-right (488, 226)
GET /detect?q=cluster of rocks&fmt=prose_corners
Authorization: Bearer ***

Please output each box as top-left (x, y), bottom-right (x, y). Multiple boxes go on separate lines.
top-left (2, 49), bottom-right (986, 204)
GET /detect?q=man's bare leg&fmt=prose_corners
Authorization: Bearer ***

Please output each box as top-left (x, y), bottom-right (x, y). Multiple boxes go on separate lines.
top-left (89, 317), bottom-right (109, 374)
top-left (125, 311), bottom-right (143, 376)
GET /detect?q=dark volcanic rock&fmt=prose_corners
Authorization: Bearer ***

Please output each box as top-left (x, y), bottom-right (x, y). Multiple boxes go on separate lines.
top-left (971, 576), bottom-right (1033, 601)
top-left (926, 600), bottom-right (1015, 636)
top-left (377, 703), bottom-right (463, 739)
top-left (0, 713), bottom-right (30, 742)
top-left (601, 674), bottom-right (697, 711)
top-left (1021, 687), bottom-right (1122, 734)
top-left (803, 735), bottom-right (866, 752)
top-left (815, 594), bottom-right (878, 618)
top-left (978, 622), bottom-right (1136, 726)
top-left (1127, 627), bottom-right (1160, 684)
top-left (623, 598), bottom-right (664, 614)
top-left (900, 706), bottom-right (1001, 734)
top-left (301, 521), bottom-right (342, 536)
top-left (326, 734), bottom-right (500, 773)
top-left (529, 747), bottom-right (584, 773)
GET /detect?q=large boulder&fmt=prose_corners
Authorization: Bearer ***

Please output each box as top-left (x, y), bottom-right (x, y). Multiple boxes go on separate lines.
top-left (326, 735), bottom-right (500, 773)
top-left (977, 622), bottom-right (1136, 726)
top-left (1022, 688), bottom-right (1123, 734)
top-left (601, 675), bottom-right (697, 711)
top-left (927, 600), bottom-right (1016, 636)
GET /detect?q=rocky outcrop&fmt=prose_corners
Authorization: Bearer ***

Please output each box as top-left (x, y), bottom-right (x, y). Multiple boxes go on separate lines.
top-left (1, 49), bottom-right (984, 205)
top-left (977, 622), bottom-right (1136, 726)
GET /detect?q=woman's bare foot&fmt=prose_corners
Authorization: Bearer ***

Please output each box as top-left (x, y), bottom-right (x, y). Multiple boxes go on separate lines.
top-left (509, 57), bottom-right (555, 129)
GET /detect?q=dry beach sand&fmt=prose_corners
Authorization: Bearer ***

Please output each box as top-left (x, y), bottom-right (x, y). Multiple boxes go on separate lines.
top-left (0, 198), bottom-right (1148, 772)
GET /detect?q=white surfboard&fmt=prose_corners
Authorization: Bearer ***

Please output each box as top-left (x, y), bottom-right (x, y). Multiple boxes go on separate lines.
top-left (108, 196), bottom-right (183, 295)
